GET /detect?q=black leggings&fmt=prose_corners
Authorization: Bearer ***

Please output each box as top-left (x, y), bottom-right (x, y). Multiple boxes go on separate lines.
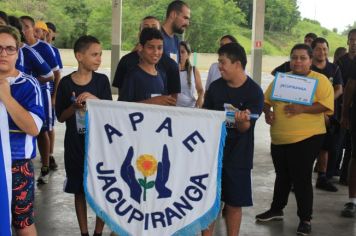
top-left (270, 134), bottom-right (324, 221)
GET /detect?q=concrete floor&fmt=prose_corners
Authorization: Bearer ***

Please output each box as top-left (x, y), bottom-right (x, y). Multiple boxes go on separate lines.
top-left (30, 70), bottom-right (356, 235)
top-left (30, 116), bottom-right (356, 236)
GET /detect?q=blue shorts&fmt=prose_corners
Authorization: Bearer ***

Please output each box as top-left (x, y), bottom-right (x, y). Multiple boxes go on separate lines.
top-left (12, 159), bottom-right (35, 229)
top-left (41, 87), bottom-right (53, 131)
top-left (222, 168), bottom-right (252, 207)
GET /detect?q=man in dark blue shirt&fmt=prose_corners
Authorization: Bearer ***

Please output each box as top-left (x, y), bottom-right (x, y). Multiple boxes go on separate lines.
top-left (310, 37), bottom-right (343, 192)
top-left (161, 0), bottom-right (190, 63)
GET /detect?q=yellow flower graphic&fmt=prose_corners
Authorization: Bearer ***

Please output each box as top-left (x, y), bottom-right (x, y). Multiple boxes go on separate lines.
top-left (136, 154), bottom-right (158, 201)
top-left (136, 154), bottom-right (157, 177)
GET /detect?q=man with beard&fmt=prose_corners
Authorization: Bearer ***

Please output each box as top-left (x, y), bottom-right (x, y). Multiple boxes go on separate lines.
top-left (311, 37), bottom-right (343, 192)
top-left (161, 0), bottom-right (190, 63)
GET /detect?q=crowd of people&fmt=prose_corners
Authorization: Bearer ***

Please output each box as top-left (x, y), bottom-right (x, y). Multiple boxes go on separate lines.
top-left (1, 0), bottom-right (356, 236)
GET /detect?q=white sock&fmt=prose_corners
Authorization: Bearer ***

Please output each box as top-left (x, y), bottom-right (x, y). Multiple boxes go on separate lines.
top-left (349, 198), bottom-right (356, 204)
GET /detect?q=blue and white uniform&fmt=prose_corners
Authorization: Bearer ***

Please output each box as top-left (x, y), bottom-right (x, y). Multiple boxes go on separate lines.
top-left (16, 44), bottom-right (53, 80)
top-left (9, 72), bottom-right (44, 160)
top-left (8, 72), bottom-right (44, 229)
top-left (49, 45), bottom-right (62, 95)
top-left (30, 40), bottom-right (59, 131)
top-left (49, 45), bottom-right (63, 126)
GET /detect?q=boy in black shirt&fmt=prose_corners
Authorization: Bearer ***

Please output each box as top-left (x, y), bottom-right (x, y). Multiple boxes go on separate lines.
top-left (56, 35), bottom-right (112, 236)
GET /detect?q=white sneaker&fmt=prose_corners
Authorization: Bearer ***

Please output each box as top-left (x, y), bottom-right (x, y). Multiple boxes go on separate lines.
top-left (37, 168), bottom-right (49, 184)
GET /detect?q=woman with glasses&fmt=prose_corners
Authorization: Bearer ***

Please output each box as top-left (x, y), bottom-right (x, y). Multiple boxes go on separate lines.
top-left (0, 25), bottom-right (44, 236)
top-left (256, 44), bottom-right (334, 235)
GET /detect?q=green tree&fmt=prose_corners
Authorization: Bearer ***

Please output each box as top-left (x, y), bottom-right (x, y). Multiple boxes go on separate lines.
top-left (265, 0), bottom-right (300, 32)
top-left (232, 0), bottom-right (253, 27)
top-left (87, 0), bottom-right (112, 49)
top-left (343, 21), bottom-right (356, 35)
top-left (123, 0), bottom-right (246, 52)
top-left (61, 0), bottom-right (91, 48)
top-left (184, 0), bottom-right (245, 52)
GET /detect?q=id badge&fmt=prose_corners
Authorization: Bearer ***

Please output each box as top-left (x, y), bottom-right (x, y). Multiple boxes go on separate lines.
top-left (75, 109), bottom-right (87, 134)
top-left (169, 53), bottom-right (178, 63)
top-left (224, 103), bottom-right (238, 128)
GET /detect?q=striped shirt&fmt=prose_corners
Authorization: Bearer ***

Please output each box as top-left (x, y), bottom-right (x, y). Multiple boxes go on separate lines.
top-left (16, 44), bottom-right (53, 80)
top-left (30, 40), bottom-right (59, 90)
top-left (9, 72), bottom-right (45, 160)
top-left (49, 45), bottom-right (63, 95)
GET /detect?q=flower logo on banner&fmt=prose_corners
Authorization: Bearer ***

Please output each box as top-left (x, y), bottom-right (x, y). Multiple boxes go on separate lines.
top-left (121, 145), bottom-right (172, 204)
top-left (136, 154), bottom-right (157, 201)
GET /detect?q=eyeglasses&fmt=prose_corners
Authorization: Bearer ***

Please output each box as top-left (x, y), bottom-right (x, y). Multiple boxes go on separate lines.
top-left (0, 46), bottom-right (18, 55)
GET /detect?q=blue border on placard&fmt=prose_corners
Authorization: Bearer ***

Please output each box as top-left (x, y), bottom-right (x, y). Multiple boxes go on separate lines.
top-left (270, 72), bottom-right (318, 106)
top-left (84, 109), bottom-right (227, 236)
top-left (84, 111), bottom-right (131, 236)
top-left (172, 122), bottom-right (226, 236)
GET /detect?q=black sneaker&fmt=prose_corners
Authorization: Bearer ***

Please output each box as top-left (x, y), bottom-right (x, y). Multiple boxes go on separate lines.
top-left (255, 209), bottom-right (283, 222)
top-left (341, 202), bottom-right (356, 218)
top-left (316, 178), bottom-right (338, 192)
top-left (49, 156), bottom-right (58, 170)
top-left (339, 178), bottom-right (348, 186)
top-left (296, 221), bottom-right (311, 235)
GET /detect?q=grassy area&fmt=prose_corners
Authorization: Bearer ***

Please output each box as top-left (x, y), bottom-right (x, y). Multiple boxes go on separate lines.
top-left (235, 20), bottom-right (348, 56)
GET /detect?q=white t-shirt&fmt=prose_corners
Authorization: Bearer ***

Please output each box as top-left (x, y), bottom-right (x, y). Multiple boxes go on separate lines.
top-left (205, 62), bottom-right (221, 91)
top-left (176, 69), bottom-right (196, 107)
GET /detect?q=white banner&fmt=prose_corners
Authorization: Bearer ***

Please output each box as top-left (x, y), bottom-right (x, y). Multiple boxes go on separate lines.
top-left (84, 100), bottom-right (226, 236)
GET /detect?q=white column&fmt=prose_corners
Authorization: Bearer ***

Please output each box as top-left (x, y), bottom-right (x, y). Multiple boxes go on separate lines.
top-left (111, 0), bottom-right (122, 94)
top-left (251, 0), bottom-right (265, 85)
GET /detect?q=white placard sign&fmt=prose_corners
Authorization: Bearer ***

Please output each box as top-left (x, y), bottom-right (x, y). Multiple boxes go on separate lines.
top-left (271, 72), bottom-right (318, 105)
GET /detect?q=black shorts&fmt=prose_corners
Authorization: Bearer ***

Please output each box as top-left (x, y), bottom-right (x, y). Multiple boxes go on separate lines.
top-left (321, 121), bottom-right (340, 151)
top-left (221, 168), bottom-right (252, 207)
top-left (63, 173), bottom-right (84, 194)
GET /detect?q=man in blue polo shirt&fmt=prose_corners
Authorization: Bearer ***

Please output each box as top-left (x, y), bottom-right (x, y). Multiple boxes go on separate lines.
top-left (161, 0), bottom-right (190, 63)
